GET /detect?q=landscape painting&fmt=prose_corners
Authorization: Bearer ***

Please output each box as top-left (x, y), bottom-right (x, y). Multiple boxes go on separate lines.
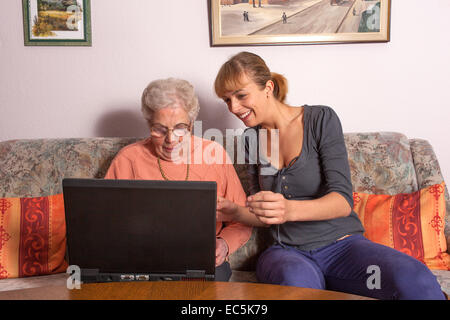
top-left (210, 0), bottom-right (390, 46)
top-left (22, 0), bottom-right (91, 46)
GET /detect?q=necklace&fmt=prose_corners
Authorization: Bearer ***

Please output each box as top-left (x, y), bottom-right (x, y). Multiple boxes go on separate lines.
top-left (157, 155), bottom-right (189, 181)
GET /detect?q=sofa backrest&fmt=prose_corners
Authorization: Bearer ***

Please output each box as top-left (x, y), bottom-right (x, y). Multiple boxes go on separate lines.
top-left (0, 132), bottom-right (447, 201)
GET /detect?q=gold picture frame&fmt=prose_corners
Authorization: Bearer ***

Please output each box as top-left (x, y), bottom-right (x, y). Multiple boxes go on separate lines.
top-left (210, 0), bottom-right (390, 46)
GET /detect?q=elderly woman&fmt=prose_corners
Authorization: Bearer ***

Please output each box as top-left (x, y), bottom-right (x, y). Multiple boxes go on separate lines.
top-left (105, 78), bottom-right (252, 281)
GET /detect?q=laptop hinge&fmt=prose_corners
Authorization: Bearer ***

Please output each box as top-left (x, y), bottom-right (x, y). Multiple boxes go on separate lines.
top-left (186, 270), bottom-right (206, 278)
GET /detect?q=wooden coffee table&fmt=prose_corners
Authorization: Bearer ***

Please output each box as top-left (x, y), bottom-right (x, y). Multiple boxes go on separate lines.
top-left (0, 281), bottom-right (372, 300)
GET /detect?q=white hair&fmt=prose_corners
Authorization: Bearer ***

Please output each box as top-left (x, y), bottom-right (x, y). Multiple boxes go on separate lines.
top-left (141, 78), bottom-right (200, 123)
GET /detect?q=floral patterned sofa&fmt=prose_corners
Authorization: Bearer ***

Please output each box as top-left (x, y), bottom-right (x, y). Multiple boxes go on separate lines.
top-left (0, 132), bottom-right (449, 296)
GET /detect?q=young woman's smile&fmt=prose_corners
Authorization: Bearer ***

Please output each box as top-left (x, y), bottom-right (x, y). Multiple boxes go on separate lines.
top-left (222, 75), bottom-right (270, 127)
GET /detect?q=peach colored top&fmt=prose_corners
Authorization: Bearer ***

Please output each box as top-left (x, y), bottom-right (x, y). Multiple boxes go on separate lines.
top-left (104, 136), bottom-right (252, 256)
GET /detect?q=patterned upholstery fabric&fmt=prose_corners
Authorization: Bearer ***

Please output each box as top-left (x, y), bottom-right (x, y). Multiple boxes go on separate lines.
top-left (0, 133), bottom-right (449, 294)
top-left (0, 138), bottom-right (140, 198)
top-left (353, 183), bottom-right (449, 270)
top-left (345, 132), bottom-right (418, 195)
top-left (410, 139), bottom-right (450, 242)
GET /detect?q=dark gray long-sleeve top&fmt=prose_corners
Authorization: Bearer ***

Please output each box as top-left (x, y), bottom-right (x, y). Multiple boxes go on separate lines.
top-left (244, 105), bottom-right (365, 251)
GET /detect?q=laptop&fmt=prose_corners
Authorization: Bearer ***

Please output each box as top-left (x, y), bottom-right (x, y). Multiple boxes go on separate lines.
top-left (62, 178), bottom-right (217, 283)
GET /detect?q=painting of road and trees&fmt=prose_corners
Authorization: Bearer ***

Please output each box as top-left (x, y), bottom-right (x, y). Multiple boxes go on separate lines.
top-left (219, 0), bottom-right (382, 37)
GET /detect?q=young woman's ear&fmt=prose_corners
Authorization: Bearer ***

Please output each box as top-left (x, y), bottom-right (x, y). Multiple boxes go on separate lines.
top-left (265, 80), bottom-right (274, 97)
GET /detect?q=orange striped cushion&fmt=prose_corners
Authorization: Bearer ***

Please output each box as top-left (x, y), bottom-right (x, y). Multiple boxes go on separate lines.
top-left (353, 182), bottom-right (450, 270)
top-left (0, 194), bottom-right (67, 279)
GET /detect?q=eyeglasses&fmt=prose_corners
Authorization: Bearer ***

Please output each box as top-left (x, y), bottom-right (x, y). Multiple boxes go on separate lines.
top-left (150, 123), bottom-right (191, 138)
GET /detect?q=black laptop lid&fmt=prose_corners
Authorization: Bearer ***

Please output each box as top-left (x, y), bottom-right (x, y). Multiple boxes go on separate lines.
top-left (63, 178), bottom-right (216, 278)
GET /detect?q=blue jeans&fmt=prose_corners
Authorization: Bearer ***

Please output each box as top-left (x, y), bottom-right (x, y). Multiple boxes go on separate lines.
top-left (256, 234), bottom-right (445, 300)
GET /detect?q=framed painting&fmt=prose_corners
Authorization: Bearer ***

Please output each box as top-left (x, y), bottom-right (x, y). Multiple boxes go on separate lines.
top-left (210, 0), bottom-right (390, 46)
top-left (22, 0), bottom-right (92, 46)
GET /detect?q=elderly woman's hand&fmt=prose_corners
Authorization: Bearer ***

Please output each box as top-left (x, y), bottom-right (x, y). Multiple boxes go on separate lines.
top-left (216, 196), bottom-right (238, 222)
top-left (247, 191), bottom-right (290, 225)
top-left (215, 237), bottom-right (229, 266)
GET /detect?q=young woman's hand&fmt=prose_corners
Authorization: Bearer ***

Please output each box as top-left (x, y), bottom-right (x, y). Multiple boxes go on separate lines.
top-left (247, 191), bottom-right (290, 225)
